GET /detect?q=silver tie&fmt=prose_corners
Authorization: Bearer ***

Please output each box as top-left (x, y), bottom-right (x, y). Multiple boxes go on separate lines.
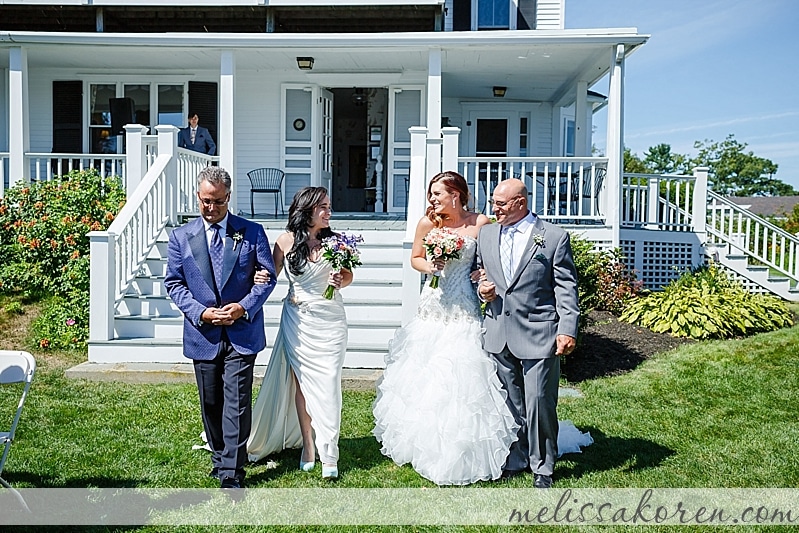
top-left (501, 226), bottom-right (516, 284)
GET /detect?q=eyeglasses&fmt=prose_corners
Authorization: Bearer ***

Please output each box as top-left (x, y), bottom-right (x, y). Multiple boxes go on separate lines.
top-left (489, 196), bottom-right (521, 208)
top-left (199, 196), bottom-right (229, 207)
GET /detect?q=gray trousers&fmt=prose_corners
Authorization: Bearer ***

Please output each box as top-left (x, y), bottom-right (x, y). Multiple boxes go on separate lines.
top-left (493, 348), bottom-right (559, 475)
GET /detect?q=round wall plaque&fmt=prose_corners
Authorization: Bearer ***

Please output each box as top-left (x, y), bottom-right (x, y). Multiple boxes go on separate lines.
top-left (293, 118), bottom-right (306, 131)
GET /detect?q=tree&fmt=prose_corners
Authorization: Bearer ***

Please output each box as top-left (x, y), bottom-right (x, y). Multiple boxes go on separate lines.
top-left (691, 134), bottom-right (794, 197)
top-left (643, 143), bottom-right (690, 175)
top-left (623, 147), bottom-right (648, 173)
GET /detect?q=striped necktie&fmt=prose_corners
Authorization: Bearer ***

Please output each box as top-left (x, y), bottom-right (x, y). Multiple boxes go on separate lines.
top-left (501, 226), bottom-right (516, 284)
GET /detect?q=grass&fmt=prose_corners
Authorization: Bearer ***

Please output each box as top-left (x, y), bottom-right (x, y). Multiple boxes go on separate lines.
top-left (1, 299), bottom-right (799, 531)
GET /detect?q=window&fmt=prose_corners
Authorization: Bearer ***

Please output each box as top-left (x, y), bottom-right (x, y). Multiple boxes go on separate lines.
top-left (519, 116), bottom-right (528, 157)
top-left (477, 0), bottom-right (509, 29)
top-left (87, 82), bottom-right (186, 153)
top-left (89, 84), bottom-right (117, 155)
top-left (564, 119), bottom-right (575, 157)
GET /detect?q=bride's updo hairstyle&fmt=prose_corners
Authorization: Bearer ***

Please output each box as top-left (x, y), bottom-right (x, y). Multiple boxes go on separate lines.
top-left (425, 171), bottom-right (471, 228)
top-left (285, 186), bottom-right (335, 276)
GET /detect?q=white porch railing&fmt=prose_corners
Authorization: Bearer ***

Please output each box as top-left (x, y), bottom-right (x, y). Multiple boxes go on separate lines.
top-left (707, 191), bottom-right (799, 285)
top-left (89, 125), bottom-right (180, 342)
top-left (621, 172), bottom-right (700, 231)
top-left (176, 148), bottom-right (218, 214)
top-left (24, 153), bottom-right (127, 187)
top-left (457, 157), bottom-right (608, 221)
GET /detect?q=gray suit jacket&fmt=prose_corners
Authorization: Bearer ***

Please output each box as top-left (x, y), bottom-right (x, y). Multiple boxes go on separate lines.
top-left (477, 215), bottom-right (579, 359)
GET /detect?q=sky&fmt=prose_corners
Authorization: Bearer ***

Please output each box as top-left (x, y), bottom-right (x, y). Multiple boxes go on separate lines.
top-left (566, 0), bottom-right (799, 190)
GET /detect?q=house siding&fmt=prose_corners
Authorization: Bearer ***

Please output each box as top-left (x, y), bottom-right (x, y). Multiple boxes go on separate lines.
top-left (0, 70), bottom-right (7, 152)
top-left (536, 0), bottom-right (564, 30)
top-left (233, 72), bottom-right (283, 214)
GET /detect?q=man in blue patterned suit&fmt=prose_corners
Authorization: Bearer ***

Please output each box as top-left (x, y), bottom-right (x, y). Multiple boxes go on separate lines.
top-left (178, 112), bottom-right (216, 155)
top-left (165, 166), bottom-right (275, 488)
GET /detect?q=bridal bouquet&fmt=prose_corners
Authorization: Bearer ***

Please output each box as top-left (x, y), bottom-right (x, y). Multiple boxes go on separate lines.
top-left (422, 227), bottom-right (465, 289)
top-left (321, 232), bottom-right (364, 299)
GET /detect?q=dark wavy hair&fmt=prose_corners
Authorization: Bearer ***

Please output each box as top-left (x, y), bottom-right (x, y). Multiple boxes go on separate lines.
top-left (285, 186), bottom-right (335, 276)
top-left (425, 171), bottom-right (471, 228)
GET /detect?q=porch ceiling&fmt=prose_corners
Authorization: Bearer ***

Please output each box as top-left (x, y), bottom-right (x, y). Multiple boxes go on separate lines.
top-left (1, 29), bottom-right (647, 104)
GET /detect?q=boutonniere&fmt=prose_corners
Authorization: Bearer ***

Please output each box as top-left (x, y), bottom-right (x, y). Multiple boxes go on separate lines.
top-left (232, 231), bottom-right (244, 251)
top-left (533, 234), bottom-right (546, 248)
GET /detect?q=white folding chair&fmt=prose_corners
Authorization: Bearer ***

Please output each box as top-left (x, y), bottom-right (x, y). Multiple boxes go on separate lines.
top-left (0, 350), bottom-right (36, 511)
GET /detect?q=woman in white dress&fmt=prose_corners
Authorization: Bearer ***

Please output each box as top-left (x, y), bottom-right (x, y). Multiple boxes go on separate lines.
top-left (247, 187), bottom-right (351, 479)
top-left (373, 171), bottom-right (520, 486)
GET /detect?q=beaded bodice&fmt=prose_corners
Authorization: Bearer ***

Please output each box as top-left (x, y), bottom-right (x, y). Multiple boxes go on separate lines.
top-left (417, 236), bottom-right (481, 323)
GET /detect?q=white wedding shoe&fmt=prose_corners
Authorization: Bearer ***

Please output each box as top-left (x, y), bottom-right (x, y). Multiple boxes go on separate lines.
top-left (299, 447), bottom-right (315, 472)
top-left (322, 464), bottom-right (338, 479)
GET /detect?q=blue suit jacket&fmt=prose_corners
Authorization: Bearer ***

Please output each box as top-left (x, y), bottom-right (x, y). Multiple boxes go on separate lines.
top-left (164, 214), bottom-right (276, 360)
top-left (178, 126), bottom-right (216, 155)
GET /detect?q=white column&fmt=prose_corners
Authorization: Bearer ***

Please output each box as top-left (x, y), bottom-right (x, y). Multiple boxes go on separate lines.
top-left (401, 126), bottom-right (428, 325)
top-left (123, 124), bottom-right (149, 197)
top-left (8, 47), bottom-right (30, 187)
top-left (604, 44), bottom-right (625, 248)
top-left (220, 51), bottom-right (237, 214)
top-left (156, 125), bottom-right (179, 226)
top-left (88, 231), bottom-right (116, 344)
top-left (574, 80), bottom-right (588, 156)
top-left (692, 167), bottom-right (709, 235)
top-left (426, 48), bottom-right (442, 141)
top-left (441, 127), bottom-right (461, 173)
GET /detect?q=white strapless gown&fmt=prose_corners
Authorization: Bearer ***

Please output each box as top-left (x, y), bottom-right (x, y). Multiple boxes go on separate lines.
top-left (373, 237), bottom-right (591, 485)
top-left (247, 259), bottom-right (347, 465)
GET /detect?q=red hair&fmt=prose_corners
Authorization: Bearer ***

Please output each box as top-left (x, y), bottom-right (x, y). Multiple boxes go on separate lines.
top-left (424, 171), bottom-right (471, 228)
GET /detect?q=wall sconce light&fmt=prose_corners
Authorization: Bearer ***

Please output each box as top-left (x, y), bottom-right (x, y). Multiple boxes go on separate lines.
top-left (493, 86), bottom-right (507, 98)
top-left (296, 57), bottom-right (314, 70)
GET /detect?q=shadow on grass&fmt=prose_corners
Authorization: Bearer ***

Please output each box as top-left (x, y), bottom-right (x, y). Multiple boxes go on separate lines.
top-left (556, 428), bottom-right (675, 482)
top-left (565, 333), bottom-right (651, 383)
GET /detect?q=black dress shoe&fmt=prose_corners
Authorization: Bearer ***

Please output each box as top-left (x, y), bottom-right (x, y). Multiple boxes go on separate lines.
top-left (209, 467), bottom-right (220, 479)
top-left (220, 476), bottom-right (242, 489)
top-left (534, 474), bottom-right (553, 489)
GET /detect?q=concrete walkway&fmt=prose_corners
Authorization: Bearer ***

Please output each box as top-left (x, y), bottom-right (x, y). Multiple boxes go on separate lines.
top-left (65, 362), bottom-right (583, 397)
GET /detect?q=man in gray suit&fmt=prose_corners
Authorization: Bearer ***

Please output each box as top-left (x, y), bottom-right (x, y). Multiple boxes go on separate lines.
top-left (477, 178), bottom-right (579, 489)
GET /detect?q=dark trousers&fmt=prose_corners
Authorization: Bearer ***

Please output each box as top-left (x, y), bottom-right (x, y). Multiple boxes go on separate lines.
top-left (193, 339), bottom-right (256, 481)
top-left (493, 349), bottom-right (560, 476)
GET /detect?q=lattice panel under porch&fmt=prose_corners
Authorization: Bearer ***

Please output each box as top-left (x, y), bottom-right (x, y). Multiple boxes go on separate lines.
top-left (641, 241), bottom-right (694, 288)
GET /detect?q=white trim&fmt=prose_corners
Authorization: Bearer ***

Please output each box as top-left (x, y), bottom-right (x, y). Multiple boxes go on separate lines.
top-left (0, 0), bottom-right (445, 5)
top-left (220, 51), bottom-right (236, 211)
top-left (0, 29), bottom-right (649, 48)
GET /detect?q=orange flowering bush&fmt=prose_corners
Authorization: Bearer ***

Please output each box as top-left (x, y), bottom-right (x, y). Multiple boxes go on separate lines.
top-left (0, 169), bottom-right (125, 349)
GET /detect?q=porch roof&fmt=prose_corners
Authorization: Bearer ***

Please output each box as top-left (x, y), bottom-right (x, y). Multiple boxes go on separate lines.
top-left (1, 29), bottom-right (648, 103)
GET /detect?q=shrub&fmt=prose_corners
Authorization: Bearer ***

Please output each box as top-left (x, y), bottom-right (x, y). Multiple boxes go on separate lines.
top-left (30, 294), bottom-right (89, 351)
top-left (0, 169), bottom-right (125, 349)
top-left (620, 264), bottom-right (793, 339)
top-left (571, 234), bottom-right (643, 318)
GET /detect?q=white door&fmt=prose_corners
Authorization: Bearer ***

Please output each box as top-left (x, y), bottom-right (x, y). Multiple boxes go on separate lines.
top-left (316, 88), bottom-right (334, 195)
top-left (387, 85), bottom-right (425, 213)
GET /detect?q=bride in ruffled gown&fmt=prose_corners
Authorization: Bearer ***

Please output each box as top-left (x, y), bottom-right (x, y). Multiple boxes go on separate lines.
top-left (247, 187), bottom-right (351, 480)
top-left (373, 171), bottom-right (592, 486)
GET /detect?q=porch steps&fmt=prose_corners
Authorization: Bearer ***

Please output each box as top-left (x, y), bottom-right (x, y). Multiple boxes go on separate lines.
top-left (87, 221), bottom-right (409, 368)
top-left (710, 248), bottom-right (799, 301)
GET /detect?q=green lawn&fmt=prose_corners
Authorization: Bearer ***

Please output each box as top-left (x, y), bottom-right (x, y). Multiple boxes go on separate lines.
top-left (2, 306), bottom-right (799, 531)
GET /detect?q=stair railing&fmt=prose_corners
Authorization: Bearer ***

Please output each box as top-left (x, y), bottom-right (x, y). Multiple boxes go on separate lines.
top-left (707, 190), bottom-right (799, 285)
top-left (89, 125), bottom-right (179, 343)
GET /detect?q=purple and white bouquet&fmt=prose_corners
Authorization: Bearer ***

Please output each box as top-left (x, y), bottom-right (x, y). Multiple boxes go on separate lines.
top-left (321, 232), bottom-right (364, 299)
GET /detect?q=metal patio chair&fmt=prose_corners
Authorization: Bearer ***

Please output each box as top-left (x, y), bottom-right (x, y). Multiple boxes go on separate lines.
top-left (246, 168), bottom-right (285, 218)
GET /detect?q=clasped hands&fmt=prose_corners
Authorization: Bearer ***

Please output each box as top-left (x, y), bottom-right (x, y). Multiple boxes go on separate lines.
top-left (202, 303), bottom-right (245, 326)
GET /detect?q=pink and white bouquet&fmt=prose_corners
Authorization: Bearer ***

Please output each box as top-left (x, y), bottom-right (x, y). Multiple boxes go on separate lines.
top-left (422, 227), bottom-right (465, 289)
top-left (321, 232), bottom-right (364, 299)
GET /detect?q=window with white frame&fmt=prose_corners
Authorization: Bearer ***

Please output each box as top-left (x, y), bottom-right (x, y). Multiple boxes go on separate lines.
top-left (88, 82), bottom-right (185, 154)
top-left (564, 118), bottom-right (575, 157)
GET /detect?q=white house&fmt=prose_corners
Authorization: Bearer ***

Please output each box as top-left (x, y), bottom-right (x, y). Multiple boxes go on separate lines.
top-left (1, 0), bottom-right (797, 367)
